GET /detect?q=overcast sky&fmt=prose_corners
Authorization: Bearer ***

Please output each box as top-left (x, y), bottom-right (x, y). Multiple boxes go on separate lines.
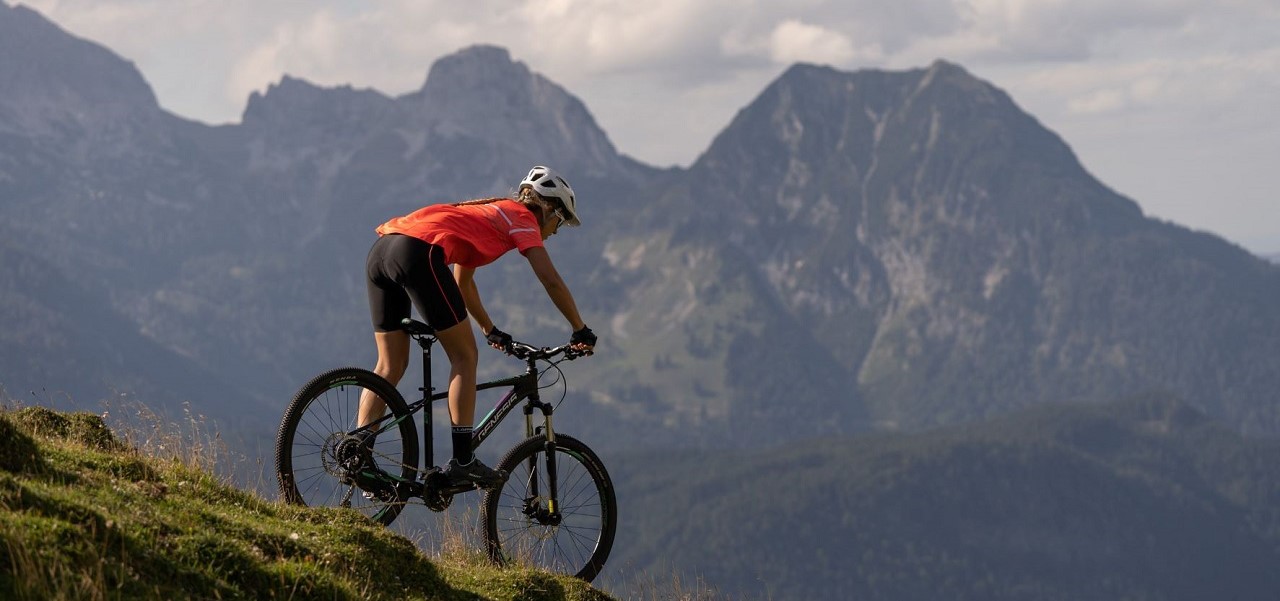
top-left (19, 0), bottom-right (1280, 254)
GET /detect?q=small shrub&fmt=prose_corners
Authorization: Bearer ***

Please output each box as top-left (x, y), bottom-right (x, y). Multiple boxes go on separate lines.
top-left (11, 407), bottom-right (123, 452)
top-left (0, 416), bottom-right (41, 474)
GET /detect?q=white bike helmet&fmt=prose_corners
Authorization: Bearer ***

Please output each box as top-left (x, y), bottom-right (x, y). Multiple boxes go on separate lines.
top-left (519, 166), bottom-right (580, 227)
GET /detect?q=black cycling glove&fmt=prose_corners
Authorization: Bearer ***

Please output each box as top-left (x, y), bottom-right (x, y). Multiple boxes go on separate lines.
top-left (486, 326), bottom-right (513, 349)
top-left (571, 325), bottom-right (597, 347)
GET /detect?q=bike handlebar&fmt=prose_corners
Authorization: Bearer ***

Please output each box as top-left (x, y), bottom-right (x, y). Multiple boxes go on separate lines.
top-left (397, 318), bottom-right (592, 362)
top-left (503, 340), bottom-right (591, 362)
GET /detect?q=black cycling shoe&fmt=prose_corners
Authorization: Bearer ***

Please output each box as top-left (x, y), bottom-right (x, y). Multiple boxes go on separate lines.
top-left (442, 458), bottom-right (508, 489)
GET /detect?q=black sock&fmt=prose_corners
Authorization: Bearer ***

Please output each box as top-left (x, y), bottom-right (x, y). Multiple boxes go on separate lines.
top-left (452, 426), bottom-right (474, 464)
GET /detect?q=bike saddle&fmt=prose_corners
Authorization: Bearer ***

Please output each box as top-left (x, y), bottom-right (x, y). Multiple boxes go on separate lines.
top-left (400, 318), bottom-right (435, 337)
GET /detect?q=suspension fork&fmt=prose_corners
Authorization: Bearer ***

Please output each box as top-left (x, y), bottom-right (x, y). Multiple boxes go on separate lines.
top-left (524, 397), bottom-right (561, 516)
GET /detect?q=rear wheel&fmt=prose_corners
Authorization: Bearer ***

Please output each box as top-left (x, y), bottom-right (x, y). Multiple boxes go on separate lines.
top-left (275, 367), bottom-right (419, 526)
top-left (482, 434), bottom-right (616, 582)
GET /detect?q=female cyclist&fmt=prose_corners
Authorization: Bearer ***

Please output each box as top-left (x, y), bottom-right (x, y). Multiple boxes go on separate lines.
top-left (357, 166), bottom-right (596, 488)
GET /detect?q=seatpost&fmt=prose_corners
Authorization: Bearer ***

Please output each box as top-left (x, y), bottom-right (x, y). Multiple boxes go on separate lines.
top-left (418, 334), bottom-right (434, 395)
top-left (419, 334), bottom-right (435, 468)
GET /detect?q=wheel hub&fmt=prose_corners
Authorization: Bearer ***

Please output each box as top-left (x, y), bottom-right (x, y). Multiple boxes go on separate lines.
top-left (320, 432), bottom-right (348, 478)
top-left (523, 496), bottom-right (563, 527)
top-left (323, 432), bottom-right (396, 502)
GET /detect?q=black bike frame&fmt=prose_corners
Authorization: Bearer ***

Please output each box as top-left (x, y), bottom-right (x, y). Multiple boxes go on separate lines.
top-left (387, 330), bottom-right (557, 475)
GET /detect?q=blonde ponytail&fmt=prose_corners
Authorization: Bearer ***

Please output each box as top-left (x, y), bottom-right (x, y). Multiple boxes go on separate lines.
top-left (451, 197), bottom-right (508, 207)
top-left (451, 190), bottom-right (555, 229)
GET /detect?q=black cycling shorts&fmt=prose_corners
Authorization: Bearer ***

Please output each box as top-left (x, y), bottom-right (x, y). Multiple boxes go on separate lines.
top-left (366, 234), bottom-right (467, 332)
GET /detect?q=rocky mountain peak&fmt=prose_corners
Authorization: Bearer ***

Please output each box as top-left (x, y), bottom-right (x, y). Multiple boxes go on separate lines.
top-left (418, 45), bottom-right (528, 97)
top-left (0, 2), bottom-right (159, 134)
top-left (243, 76), bottom-right (328, 121)
top-left (693, 54), bottom-right (1145, 246)
top-left (408, 44), bottom-right (623, 175)
top-left (241, 76), bottom-right (398, 131)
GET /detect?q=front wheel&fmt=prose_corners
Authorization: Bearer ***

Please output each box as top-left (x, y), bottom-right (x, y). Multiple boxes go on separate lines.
top-left (275, 367), bottom-right (419, 526)
top-left (482, 434), bottom-right (617, 582)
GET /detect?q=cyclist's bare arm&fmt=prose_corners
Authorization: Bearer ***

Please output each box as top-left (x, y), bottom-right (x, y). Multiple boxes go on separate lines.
top-left (454, 265), bottom-right (496, 334)
top-left (523, 247), bottom-right (587, 332)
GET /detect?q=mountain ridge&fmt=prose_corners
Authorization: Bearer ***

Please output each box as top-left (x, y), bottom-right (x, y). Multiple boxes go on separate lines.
top-left (632, 51), bottom-right (1280, 435)
top-left (0, 3), bottom-right (158, 132)
top-left (2, 3), bottom-right (1279, 444)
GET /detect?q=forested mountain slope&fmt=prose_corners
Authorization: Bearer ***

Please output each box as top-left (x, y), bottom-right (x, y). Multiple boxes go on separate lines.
top-left (609, 394), bottom-right (1280, 600)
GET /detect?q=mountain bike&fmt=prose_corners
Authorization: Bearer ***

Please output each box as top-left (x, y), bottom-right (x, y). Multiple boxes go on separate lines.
top-left (274, 317), bottom-right (616, 582)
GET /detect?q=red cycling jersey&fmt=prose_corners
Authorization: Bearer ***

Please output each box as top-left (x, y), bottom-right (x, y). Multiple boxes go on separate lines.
top-left (375, 199), bottom-right (544, 268)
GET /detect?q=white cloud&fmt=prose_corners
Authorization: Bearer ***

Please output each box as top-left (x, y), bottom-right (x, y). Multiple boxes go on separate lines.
top-left (944, 0), bottom-right (1202, 60)
top-left (767, 19), bottom-right (878, 66)
top-left (228, 32), bottom-right (287, 105)
top-left (1015, 47), bottom-right (1280, 121)
top-left (228, 8), bottom-right (355, 103)
top-left (1066, 88), bottom-right (1125, 115)
top-left (528, 0), bottom-right (715, 72)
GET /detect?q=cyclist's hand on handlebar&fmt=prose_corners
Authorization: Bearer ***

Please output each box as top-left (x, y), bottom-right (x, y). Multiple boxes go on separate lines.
top-left (485, 326), bottom-right (513, 351)
top-left (570, 325), bottom-right (596, 355)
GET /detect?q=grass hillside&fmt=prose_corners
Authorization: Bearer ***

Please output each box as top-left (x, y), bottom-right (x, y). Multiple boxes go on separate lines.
top-left (0, 405), bottom-right (613, 601)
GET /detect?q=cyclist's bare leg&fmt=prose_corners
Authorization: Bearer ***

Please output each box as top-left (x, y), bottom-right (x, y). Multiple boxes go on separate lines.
top-left (435, 317), bottom-right (504, 482)
top-left (434, 317), bottom-right (479, 427)
top-left (357, 330), bottom-right (410, 427)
